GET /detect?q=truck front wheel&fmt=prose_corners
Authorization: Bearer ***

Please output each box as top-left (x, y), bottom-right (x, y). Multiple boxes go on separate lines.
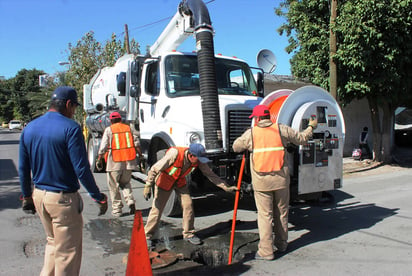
top-left (152, 147), bottom-right (182, 217)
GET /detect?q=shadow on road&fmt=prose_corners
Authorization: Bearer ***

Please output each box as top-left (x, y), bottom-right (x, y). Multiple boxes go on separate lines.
top-left (0, 158), bottom-right (21, 211)
top-left (284, 189), bottom-right (399, 257)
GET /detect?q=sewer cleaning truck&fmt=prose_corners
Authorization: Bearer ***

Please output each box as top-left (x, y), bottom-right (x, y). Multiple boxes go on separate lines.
top-left (83, 0), bottom-right (345, 216)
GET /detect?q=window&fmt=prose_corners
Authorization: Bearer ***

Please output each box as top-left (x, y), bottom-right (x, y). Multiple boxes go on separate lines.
top-left (145, 61), bottom-right (159, 96)
top-left (164, 55), bottom-right (258, 98)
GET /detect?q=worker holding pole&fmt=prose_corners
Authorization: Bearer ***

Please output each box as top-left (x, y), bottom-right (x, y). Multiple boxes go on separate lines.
top-left (232, 105), bottom-right (317, 261)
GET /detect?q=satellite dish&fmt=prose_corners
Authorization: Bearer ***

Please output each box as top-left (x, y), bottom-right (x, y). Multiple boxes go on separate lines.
top-left (257, 49), bottom-right (277, 73)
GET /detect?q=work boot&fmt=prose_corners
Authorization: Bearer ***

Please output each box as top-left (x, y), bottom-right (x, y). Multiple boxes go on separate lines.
top-left (184, 235), bottom-right (202, 245)
top-left (255, 251), bottom-right (274, 261)
top-left (112, 212), bottom-right (122, 218)
top-left (129, 204), bottom-right (136, 215)
top-left (146, 239), bottom-right (156, 250)
top-left (275, 241), bottom-right (288, 252)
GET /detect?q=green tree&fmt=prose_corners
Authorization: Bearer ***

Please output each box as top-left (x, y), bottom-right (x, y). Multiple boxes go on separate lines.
top-left (0, 79), bottom-right (14, 124)
top-left (276, 0), bottom-right (412, 163)
top-left (64, 31), bottom-right (140, 123)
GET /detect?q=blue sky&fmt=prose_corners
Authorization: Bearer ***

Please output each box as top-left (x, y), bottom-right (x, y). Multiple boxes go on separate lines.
top-left (0, 0), bottom-right (292, 79)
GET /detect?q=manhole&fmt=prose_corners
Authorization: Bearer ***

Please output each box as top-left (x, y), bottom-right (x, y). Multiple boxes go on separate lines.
top-left (149, 249), bottom-right (178, 269)
top-left (16, 216), bottom-right (42, 227)
top-left (190, 247), bottom-right (227, 266)
top-left (23, 239), bottom-right (45, 258)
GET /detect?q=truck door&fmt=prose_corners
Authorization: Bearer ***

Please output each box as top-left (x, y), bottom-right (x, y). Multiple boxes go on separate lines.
top-left (139, 61), bottom-right (160, 140)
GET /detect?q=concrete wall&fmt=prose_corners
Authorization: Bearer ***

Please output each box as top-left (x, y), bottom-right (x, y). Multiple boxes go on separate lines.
top-left (341, 98), bottom-right (372, 157)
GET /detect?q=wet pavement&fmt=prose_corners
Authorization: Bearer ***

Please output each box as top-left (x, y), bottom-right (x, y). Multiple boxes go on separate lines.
top-left (2, 128), bottom-right (411, 275)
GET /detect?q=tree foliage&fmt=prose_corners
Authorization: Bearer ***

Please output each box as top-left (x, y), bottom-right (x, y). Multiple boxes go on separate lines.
top-left (0, 69), bottom-right (47, 123)
top-left (276, 0), bottom-right (412, 163)
top-left (0, 31), bottom-right (140, 126)
top-left (64, 31), bottom-right (140, 95)
top-left (63, 31), bottom-right (140, 123)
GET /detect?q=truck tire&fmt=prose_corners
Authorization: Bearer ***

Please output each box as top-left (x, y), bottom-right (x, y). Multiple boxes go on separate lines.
top-left (163, 190), bottom-right (182, 217)
top-left (153, 147), bottom-right (183, 217)
top-left (88, 136), bottom-right (98, 173)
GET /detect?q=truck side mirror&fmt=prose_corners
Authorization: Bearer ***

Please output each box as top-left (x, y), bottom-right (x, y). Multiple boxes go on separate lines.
top-left (130, 61), bottom-right (141, 98)
top-left (130, 85), bottom-right (140, 98)
top-left (131, 61), bottom-right (140, 85)
top-left (257, 71), bottom-right (264, 97)
top-left (117, 72), bottom-right (126, 96)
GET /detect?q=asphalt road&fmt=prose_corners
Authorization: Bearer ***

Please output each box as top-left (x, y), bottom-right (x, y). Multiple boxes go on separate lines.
top-left (0, 127), bottom-right (411, 275)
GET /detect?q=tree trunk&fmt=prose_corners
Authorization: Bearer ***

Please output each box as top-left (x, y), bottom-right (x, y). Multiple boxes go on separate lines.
top-left (381, 101), bottom-right (395, 164)
top-left (368, 96), bottom-right (382, 161)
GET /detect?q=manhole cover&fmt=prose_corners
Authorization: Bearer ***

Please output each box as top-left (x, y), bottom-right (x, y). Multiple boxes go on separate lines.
top-left (149, 249), bottom-right (178, 269)
top-left (16, 216), bottom-right (42, 227)
top-left (24, 239), bottom-right (45, 258)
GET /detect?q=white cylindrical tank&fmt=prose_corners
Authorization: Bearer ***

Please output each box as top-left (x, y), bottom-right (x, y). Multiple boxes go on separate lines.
top-left (259, 85), bottom-right (345, 196)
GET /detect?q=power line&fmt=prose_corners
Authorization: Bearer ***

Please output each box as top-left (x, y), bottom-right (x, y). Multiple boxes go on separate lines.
top-left (118, 0), bottom-right (216, 37)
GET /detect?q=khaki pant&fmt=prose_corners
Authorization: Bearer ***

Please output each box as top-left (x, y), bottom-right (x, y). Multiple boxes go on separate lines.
top-left (33, 188), bottom-right (83, 276)
top-left (145, 184), bottom-right (195, 240)
top-left (254, 187), bottom-right (289, 257)
top-left (107, 170), bottom-right (135, 215)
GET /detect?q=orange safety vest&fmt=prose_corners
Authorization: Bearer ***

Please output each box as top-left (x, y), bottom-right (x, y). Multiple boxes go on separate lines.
top-left (156, 147), bottom-right (198, 191)
top-left (252, 123), bottom-right (285, 172)
top-left (110, 123), bottom-right (136, 162)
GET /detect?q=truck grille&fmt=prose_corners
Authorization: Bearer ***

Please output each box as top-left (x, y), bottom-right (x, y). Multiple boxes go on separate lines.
top-left (227, 110), bottom-right (253, 151)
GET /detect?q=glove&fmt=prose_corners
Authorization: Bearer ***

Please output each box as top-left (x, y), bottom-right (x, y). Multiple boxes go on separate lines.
top-left (96, 158), bottom-right (103, 171)
top-left (22, 197), bottom-right (36, 214)
top-left (218, 184), bottom-right (238, 193)
top-left (308, 117), bottom-right (318, 129)
top-left (143, 184), bottom-right (152, 201)
top-left (96, 193), bottom-right (108, 216)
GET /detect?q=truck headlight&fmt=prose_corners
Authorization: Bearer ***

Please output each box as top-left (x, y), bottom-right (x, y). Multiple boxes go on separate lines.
top-left (188, 132), bottom-right (202, 144)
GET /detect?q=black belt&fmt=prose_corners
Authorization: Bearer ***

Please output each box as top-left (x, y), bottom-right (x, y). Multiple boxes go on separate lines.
top-left (35, 187), bottom-right (76, 194)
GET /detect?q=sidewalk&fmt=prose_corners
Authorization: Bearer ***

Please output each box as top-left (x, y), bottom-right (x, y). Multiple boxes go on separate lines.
top-left (343, 158), bottom-right (382, 174)
top-left (343, 146), bottom-right (412, 174)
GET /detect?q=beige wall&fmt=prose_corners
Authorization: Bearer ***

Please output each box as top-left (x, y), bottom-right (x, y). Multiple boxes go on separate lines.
top-left (341, 98), bottom-right (372, 156)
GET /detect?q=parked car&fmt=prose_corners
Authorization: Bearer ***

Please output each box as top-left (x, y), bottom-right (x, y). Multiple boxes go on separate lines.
top-left (8, 120), bottom-right (22, 131)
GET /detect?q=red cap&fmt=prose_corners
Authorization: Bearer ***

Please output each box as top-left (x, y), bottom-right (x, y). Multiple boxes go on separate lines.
top-left (109, 112), bottom-right (121, 119)
top-left (249, 105), bottom-right (270, 118)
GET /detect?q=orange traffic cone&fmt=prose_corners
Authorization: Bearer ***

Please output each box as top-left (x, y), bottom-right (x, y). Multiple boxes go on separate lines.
top-left (126, 210), bottom-right (153, 276)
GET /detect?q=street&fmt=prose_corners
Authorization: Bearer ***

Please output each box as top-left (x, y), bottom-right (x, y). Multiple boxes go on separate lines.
top-left (0, 128), bottom-right (411, 275)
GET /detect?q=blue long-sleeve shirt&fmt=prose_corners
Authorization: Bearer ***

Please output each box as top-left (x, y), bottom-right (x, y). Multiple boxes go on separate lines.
top-left (19, 111), bottom-right (102, 201)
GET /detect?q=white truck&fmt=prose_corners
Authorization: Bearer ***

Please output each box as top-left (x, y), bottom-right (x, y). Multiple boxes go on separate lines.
top-left (83, 0), bottom-right (345, 216)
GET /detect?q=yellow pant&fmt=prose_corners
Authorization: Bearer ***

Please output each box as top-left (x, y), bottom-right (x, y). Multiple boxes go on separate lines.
top-left (254, 187), bottom-right (289, 257)
top-left (144, 184), bottom-right (195, 240)
top-left (33, 188), bottom-right (83, 276)
top-left (107, 170), bottom-right (135, 215)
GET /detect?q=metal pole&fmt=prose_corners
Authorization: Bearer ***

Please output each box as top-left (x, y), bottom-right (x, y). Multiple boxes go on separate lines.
top-left (228, 154), bottom-right (246, 265)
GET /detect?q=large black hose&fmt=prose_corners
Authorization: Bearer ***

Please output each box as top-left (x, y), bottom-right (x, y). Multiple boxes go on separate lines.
top-left (180, 0), bottom-right (223, 151)
top-left (196, 29), bottom-right (223, 150)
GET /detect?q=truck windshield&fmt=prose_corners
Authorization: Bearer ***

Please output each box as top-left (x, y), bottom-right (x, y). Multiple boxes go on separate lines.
top-left (165, 55), bottom-right (258, 97)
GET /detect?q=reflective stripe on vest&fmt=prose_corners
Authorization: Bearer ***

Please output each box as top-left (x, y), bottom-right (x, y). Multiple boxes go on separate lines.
top-left (252, 123), bottom-right (285, 172)
top-left (110, 123), bottom-right (136, 162)
top-left (156, 147), bottom-right (198, 191)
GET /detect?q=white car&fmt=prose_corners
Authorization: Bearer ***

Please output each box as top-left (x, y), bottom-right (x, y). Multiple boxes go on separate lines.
top-left (8, 120), bottom-right (22, 131)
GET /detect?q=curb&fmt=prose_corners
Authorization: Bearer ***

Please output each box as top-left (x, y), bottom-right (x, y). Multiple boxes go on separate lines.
top-left (343, 161), bottom-right (383, 174)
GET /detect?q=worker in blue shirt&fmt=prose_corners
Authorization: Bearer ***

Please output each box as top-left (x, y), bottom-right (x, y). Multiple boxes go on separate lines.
top-left (19, 86), bottom-right (108, 276)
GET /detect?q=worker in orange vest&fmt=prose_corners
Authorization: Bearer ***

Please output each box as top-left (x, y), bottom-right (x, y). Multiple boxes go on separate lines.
top-left (98, 111), bottom-right (142, 217)
top-left (143, 143), bottom-right (237, 248)
top-left (233, 105), bottom-right (317, 261)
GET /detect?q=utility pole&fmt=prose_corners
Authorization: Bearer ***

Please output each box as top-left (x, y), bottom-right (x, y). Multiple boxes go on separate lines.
top-left (329, 0), bottom-right (337, 100)
top-left (124, 24), bottom-right (131, 54)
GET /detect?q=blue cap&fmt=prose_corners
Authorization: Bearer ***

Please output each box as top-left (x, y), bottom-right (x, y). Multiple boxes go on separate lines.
top-left (51, 86), bottom-right (79, 106)
top-left (189, 143), bottom-right (211, 163)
